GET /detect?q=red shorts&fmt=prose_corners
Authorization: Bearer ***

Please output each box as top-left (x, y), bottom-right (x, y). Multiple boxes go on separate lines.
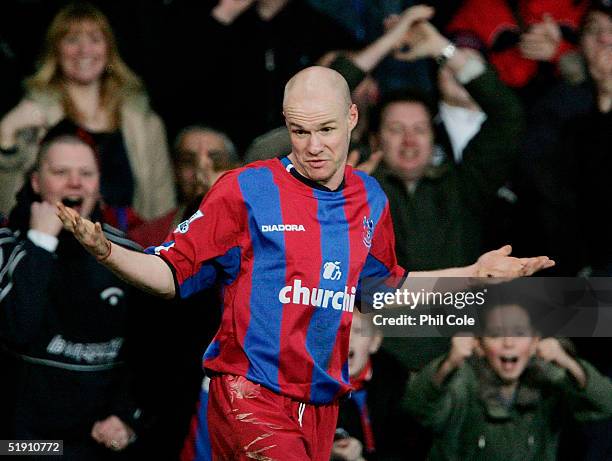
top-left (207, 374), bottom-right (339, 460)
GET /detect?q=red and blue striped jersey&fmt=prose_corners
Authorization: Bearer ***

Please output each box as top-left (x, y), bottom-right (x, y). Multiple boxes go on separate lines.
top-left (146, 158), bottom-right (405, 404)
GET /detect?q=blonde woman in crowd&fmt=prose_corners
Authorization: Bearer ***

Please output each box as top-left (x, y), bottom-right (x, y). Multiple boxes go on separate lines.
top-left (0, 2), bottom-right (175, 221)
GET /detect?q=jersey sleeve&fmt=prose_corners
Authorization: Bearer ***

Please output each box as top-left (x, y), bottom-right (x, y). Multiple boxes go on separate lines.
top-left (360, 202), bottom-right (406, 288)
top-left (145, 172), bottom-right (244, 298)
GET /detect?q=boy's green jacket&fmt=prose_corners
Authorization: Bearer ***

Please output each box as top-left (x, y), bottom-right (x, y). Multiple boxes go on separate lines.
top-left (404, 355), bottom-right (612, 461)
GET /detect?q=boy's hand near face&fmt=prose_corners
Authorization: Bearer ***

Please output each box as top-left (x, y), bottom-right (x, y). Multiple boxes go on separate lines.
top-left (536, 338), bottom-right (567, 363)
top-left (448, 335), bottom-right (481, 368)
top-left (536, 338), bottom-right (587, 388)
top-left (435, 334), bottom-right (482, 386)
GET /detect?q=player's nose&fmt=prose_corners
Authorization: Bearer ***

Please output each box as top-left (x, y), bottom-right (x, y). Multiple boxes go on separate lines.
top-left (307, 133), bottom-right (323, 154)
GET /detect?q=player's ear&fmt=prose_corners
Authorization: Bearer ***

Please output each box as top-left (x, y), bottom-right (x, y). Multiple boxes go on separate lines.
top-left (348, 103), bottom-right (359, 131)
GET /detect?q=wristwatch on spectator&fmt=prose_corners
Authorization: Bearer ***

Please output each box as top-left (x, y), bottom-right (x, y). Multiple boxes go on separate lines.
top-left (436, 43), bottom-right (457, 66)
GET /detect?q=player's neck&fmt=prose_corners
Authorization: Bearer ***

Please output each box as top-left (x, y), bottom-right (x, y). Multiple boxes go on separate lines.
top-left (285, 154), bottom-right (344, 192)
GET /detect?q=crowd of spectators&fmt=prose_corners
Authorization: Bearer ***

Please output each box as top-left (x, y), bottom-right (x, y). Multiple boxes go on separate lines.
top-left (1, 0), bottom-right (611, 459)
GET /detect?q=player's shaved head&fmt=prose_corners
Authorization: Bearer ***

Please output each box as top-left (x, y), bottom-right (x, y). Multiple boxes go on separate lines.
top-left (283, 66), bottom-right (352, 112)
top-left (282, 66), bottom-right (358, 191)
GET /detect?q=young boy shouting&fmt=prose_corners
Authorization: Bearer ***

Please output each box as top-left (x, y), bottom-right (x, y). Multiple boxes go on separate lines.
top-left (405, 300), bottom-right (612, 460)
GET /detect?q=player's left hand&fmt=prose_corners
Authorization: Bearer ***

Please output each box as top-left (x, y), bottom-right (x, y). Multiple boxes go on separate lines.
top-left (475, 245), bottom-right (555, 279)
top-left (91, 415), bottom-right (135, 452)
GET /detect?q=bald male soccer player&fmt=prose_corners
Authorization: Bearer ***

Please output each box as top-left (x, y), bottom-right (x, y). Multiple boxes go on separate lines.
top-left (58, 57), bottom-right (553, 460)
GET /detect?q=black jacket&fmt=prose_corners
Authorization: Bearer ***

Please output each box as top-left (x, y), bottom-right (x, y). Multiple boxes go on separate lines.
top-left (0, 189), bottom-right (150, 460)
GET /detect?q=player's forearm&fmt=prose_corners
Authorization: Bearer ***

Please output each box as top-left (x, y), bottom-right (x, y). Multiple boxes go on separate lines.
top-left (375, 265), bottom-right (479, 310)
top-left (409, 264), bottom-right (478, 279)
top-left (102, 243), bottom-right (176, 299)
top-left (402, 264), bottom-right (477, 292)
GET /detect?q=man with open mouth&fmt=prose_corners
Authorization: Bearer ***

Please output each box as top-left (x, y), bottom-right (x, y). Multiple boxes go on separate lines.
top-left (1, 131), bottom-right (150, 458)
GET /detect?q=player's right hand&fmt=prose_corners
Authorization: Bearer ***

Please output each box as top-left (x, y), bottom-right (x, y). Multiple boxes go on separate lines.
top-left (56, 202), bottom-right (111, 260)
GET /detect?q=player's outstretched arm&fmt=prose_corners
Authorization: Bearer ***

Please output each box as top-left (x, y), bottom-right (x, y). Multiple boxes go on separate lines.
top-left (410, 245), bottom-right (554, 279)
top-left (57, 203), bottom-right (175, 299)
top-left (401, 245), bottom-right (555, 294)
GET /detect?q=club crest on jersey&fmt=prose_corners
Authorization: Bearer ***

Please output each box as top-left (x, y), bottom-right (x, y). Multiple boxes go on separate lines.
top-left (261, 224), bottom-right (306, 233)
top-left (323, 261), bottom-right (342, 280)
top-left (362, 216), bottom-right (374, 248)
top-left (176, 210), bottom-right (204, 234)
